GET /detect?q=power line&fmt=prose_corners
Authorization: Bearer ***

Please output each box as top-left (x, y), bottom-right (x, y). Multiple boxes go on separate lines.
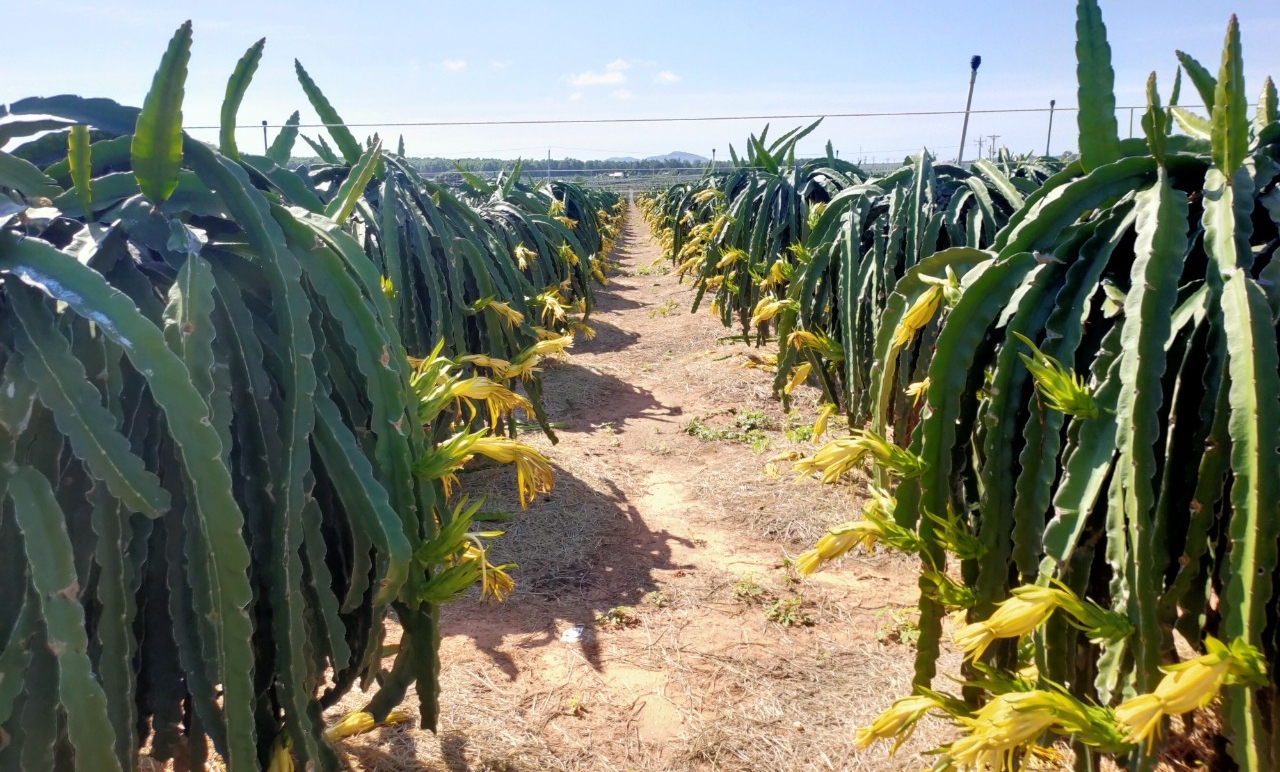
top-left (186, 104), bottom-right (1157, 131)
top-left (394, 144), bottom-right (962, 165)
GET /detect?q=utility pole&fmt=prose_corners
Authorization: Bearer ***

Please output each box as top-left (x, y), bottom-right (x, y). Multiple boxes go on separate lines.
top-left (956, 55), bottom-right (982, 165)
top-left (262, 120), bottom-right (269, 154)
top-left (975, 136), bottom-right (985, 159)
top-left (1045, 100), bottom-right (1056, 157)
top-left (988, 135), bottom-right (1000, 160)
top-left (547, 149), bottom-right (552, 185)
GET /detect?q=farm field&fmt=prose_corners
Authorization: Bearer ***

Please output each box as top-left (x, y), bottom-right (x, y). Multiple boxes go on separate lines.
top-left (4, 0), bottom-right (1280, 771)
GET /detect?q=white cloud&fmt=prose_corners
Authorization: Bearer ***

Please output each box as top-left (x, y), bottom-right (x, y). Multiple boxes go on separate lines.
top-left (654, 70), bottom-right (681, 85)
top-left (569, 69), bottom-right (627, 87)
top-left (605, 59), bottom-right (632, 72)
top-left (441, 58), bottom-right (467, 72)
top-left (612, 88), bottom-right (634, 100)
top-left (491, 60), bottom-right (510, 69)
top-left (569, 92), bottom-right (583, 101)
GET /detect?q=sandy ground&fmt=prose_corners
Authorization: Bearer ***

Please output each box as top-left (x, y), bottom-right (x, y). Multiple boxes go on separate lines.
top-left (329, 200), bottom-right (960, 771)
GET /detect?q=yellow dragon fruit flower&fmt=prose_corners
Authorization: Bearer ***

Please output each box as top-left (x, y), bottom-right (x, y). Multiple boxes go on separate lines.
top-left (715, 247), bottom-right (746, 269)
top-left (512, 243), bottom-right (538, 270)
top-left (747, 297), bottom-right (788, 327)
top-left (811, 403), bottom-right (837, 443)
top-left (457, 353), bottom-right (511, 379)
top-left (953, 585), bottom-right (1068, 661)
top-left (324, 710), bottom-right (412, 741)
top-left (854, 694), bottom-right (945, 755)
top-left (904, 378), bottom-right (930, 408)
top-left (795, 522), bottom-right (877, 576)
top-left (1115, 636), bottom-right (1268, 750)
top-left (472, 297), bottom-right (524, 327)
top-left (470, 436), bottom-right (554, 508)
top-left (784, 361), bottom-right (812, 396)
top-left (891, 285), bottom-right (943, 350)
top-left (948, 692), bottom-right (1062, 771)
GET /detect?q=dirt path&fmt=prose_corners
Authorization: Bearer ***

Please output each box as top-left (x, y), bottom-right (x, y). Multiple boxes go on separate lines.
top-left (334, 203), bottom-right (957, 772)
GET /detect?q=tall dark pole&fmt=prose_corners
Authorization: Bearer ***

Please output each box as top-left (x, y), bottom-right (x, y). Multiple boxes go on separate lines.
top-left (262, 120), bottom-right (269, 154)
top-left (1045, 100), bottom-right (1056, 157)
top-left (956, 55), bottom-right (982, 165)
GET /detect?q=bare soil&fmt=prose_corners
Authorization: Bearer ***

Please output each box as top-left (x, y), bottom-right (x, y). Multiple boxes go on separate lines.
top-left (329, 201), bottom-right (960, 771)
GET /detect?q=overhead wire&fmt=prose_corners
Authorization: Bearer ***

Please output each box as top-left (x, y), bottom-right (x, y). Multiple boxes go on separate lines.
top-left (183, 103), bottom-right (1160, 131)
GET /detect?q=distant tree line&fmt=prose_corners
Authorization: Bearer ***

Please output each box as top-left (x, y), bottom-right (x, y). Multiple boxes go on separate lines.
top-left (287, 156), bottom-right (714, 174)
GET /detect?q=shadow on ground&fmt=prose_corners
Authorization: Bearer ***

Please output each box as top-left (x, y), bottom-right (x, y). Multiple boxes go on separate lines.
top-left (338, 729), bottom-right (482, 772)
top-left (447, 461), bottom-right (695, 679)
top-left (534, 361), bottom-right (682, 433)
top-left (571, 317), bottom-right (640, 354)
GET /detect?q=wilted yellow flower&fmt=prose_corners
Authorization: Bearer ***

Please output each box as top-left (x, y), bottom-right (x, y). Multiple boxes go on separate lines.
top-left (472, 297), bottom-right (524, 327)
top-left (513, 243), bottom-right (537, 270)
top-left (457, 354), bottom-right (511, 379)
top-left (1115, 636), bottom-right (1268, 750)
top-left (795, 487), bottom-right (919, 575)
top-left (760, 260), bottom-right (790, 291)
top-left (854, 694), bottom-right (943, 755)
top-left (716, 247), bottom-right (746, 269)
top-left (504, 335), bottom-right (574, 382)
top-left (531, 334), bottom-right (574, 357)
top-left (787, 329), bottom-right (844, 362)
top-left (324, 710), bottom-right (411, 741)
top-left (675, 254), bottom-right (702, 278)
top-left (784, 361), bottom-right (812, 396)
top-left (449, 376), bottom-right (532, 425)
top-left (793, 430), bottom-right (925, 483)
top-left (891, 284), bottom-right (943, 350)
top-left (459, 542), bottom-right (516, 602)
top-left (795, 523), bottom-right (876, 575)
top-left (750, 296), bottom-right (790, 327)
top-left (569, 320), bottom-right (596, 340)
top-left (904, 378), bottom-right (930, 408)
top-left (555, 215), bottom-right (578, 230)
top-left (812, 403), bottom-right (837, 443)
top-left (471, 436), bottom-right (554, 508)
top-left (948, 692), bottom-right (1062, 771)
top-left (557, 242), bottom-right (580, 266)
top-left (1113, 694), bottom-right (1166, 751)
top-left (692, 187), bottom-right (720, 204)
top-left (380, 275), bottom-right (397, 302)
top-left (536, 289), bottom-right (569, 326)
top-left (953, 586), bottom-right (1068, 661)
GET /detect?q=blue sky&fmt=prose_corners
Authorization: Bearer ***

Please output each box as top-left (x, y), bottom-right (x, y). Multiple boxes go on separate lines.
top-left (6, 1), bottom-right (1280, 163)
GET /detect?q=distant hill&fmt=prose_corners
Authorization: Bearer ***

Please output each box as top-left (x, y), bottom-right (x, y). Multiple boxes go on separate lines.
top-left (604, 152), bottom-right (708, 163)
top-left (644, 151), bottom-right (708, 163)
